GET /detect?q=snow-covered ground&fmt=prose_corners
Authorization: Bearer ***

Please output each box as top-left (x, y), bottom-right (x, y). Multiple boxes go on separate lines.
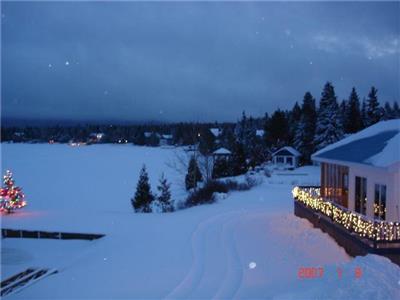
top-left (1, 144), bottom-right (399, 299)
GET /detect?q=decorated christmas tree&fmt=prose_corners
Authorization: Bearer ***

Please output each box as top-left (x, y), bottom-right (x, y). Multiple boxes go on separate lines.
top-left (0, 170), bottom-right (27, 213)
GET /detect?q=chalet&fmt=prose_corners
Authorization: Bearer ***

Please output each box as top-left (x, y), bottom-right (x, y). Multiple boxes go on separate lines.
top-left (212, 147), bottom-right (231, 161)
top-left (312, 119), bottom-right (400, 222)
top-left (271, 146), bottom-right (300, 169)
top-left (293, 119), bottom-right (400, 265)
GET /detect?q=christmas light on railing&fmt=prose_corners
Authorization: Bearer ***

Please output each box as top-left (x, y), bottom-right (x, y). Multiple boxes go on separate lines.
top-left (292, 186), bottom-right (400, 242)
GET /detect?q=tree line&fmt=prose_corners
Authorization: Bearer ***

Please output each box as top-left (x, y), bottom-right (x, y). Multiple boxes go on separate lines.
top-left (2, 82), bottom-right (399, 167)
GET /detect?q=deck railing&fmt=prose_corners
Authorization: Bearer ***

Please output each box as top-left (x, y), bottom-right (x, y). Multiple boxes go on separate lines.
top-left (292, 186), bottom-right (400, 243)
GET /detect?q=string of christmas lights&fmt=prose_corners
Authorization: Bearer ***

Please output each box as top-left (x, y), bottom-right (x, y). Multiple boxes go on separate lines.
top-left (0, 170), bottom-right (27, 213)
top-left (292, 186), bottom-right (400, 242)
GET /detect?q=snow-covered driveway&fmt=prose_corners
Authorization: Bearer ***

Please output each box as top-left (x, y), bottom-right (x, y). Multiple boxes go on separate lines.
top-left (1, 144), bottom-right (399, 299)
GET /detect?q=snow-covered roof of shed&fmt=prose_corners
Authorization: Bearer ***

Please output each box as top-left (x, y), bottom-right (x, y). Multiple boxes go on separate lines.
top-left (312, 119), bottom-right (400, 168)
top-left (272, 146), bottom-right (301, 157)
top-left (210, 128), bottom-right (221, 137)
top-left (213, 147), bottom-right (231, 155)
top-left (161, 134), bottom-right (173, 139)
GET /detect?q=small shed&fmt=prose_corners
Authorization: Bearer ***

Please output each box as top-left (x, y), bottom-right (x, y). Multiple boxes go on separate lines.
top-left (272, 146), bottom-right (300, 169)
top-left (213, 147), bottom-right (232, 161)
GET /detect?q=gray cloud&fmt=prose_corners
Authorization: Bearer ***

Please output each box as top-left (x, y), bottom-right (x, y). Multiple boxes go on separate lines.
top-left (2, 1), bottom-right (399, 123)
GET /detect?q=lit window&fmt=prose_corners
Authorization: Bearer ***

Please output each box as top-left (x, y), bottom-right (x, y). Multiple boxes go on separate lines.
top-left (374, 184), bottom-right (386, 220)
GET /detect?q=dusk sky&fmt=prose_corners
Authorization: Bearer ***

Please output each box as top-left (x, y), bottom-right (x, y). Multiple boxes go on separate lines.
top-left (2, 1), bottom-right (399, 123)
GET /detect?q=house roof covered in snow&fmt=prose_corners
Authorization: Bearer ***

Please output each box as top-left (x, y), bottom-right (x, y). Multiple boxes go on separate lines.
top-left (210, 128), bottom-right (222, 137)
top-left (256, 129), bottom-right (264, 137)
top-left (312, 119), bottom-right (400, 168)
top-left (213, 147), bottom-right (231, 155)
top-left (161, 134), bottom-right (173, 139)
top-left (272, 146), bottom-right (301, 157)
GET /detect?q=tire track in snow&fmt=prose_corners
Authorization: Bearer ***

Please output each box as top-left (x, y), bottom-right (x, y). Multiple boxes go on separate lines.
top-left (212, 213), bottom-right (244, 300)
top-left (165, 210), bottom-right (243, 299)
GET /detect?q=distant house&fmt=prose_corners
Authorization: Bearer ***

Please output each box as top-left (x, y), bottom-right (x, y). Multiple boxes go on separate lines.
top-left (144, 132), bottom-right (153, 138)
top-left (88, 132), bottom-right (104, 143)
top-left (210, 128), bottom-right (222, 145)
top-left (210, 128), bottom-right (222, 138)
top-left (272, 146), bottom-right (300, 169)
top-left (144, 132), bottom-right (161, 146)
top-left (312, 119), bottom-right (400, 222)
top-left (13, 132), bottom-right (25, 142)
top-left (160, 134), bottom-right (173, 146)
top-left (256, 129), bottom-right (264, 138)
top-left (212, 147), bottom-right (232, 161)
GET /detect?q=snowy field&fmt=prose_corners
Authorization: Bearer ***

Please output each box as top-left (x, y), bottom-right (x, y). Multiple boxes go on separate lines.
top-left (1, 144), bottom-right (399, 299)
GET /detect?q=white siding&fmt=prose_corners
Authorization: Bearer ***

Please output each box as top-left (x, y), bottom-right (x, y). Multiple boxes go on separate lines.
top-left (348, 164), bottom-right (400, 222)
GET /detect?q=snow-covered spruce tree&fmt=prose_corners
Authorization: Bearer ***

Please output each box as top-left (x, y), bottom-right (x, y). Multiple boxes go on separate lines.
top-left (365, 86), bottom-right (382, 127)
top-left (131, 165), bottom-right (154, 213)
top-left (314, 82), bottom-right (344, 150)
top-left (294, 92), bottom-right (316, 164)
top-left (157, 173), bottom-right (173, 212)
top-left (344, 87), bottom-right (362, 133)
top-left (185, 156), bottom-right (203, 190)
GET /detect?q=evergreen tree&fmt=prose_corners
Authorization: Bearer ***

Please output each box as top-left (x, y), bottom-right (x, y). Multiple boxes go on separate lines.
top-left (361, 98), bottom-right (367, 128)
top-left (314, 82), bottom-right (344, 150)
top-left (133, 130), bottom-right (146, 146)
top-left (383, 102), bottom-right (394, 120)
top-left (212, 158), bottom-right (230, 179)
top-left (147, 133), bottom-right (160, 147)
top-left (340, 100), bottom-right (347, 123)
top-left (365, 86), bottom-right (381, 126)
top-left (157, 173), bottom-right (173, 212)
top-left (230, 142), bottom-right (247, 175)
top-left (288, 102), bottom-right (302, 143)
top-left (220, 127), bottom-right (236, 151)
top-left (265, 109), bottom-right (289, 147)
top-left (294, 92), bottom-right (317, 164)
top-left (234, 111), bottom-right (257, 153)
top-left (344, 87), bottom-right (362, 133)
top-left (198, 128), bottom-right (215, 156)
top-left (131, 165), bottom-right (154, 213)
top-left (393, 101), bottom-right (400, 118)
top-left (185, 156), bottom-right (203, 190)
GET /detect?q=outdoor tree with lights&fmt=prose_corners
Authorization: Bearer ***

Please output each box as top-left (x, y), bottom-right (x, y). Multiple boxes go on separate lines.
top-left (0, 170), bottom-right (27, 213)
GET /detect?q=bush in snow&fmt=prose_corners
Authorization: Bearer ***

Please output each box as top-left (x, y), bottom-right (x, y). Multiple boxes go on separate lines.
top-left (185, 156), bottom-right (203, 190)
top-left (185, 180), bottom-right (229, 207)
top-left (157, 173), bottom-right (174, 212)
top-left (131, 165), bottom-right (154, 213)
top-left (245, 172), bottom-right (263, 188)
top-left (185, 178), bottom-right (254, 208)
